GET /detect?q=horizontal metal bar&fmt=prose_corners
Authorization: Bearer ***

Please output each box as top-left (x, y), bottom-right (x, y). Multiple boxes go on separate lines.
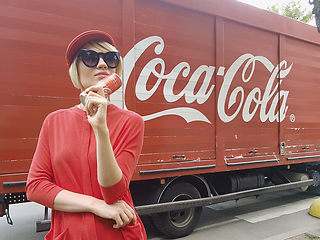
top-left (3, 181), bottom-right (27, 187)
top-left (30, 179), bottom-right (315, 229)
top-left (226, 159), bottom-right (279, 166)
top-left (287, 155), bottom-right (320, 161)
top-left (135, 179), bottom-right (314, 215)
top-left (139, 164), bottom-right (216, 175)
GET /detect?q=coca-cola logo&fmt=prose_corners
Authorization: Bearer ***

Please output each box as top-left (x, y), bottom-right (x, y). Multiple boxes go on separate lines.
top-left (120, 36), bottom-right (293, 124)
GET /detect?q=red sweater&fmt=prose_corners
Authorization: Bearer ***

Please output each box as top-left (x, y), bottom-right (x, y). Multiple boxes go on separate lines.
top-left (26, 104), bottom-right (146, 240)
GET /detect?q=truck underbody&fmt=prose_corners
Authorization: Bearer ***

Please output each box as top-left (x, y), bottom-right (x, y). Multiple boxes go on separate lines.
top-left (2, 163), bottom-right (317, 238)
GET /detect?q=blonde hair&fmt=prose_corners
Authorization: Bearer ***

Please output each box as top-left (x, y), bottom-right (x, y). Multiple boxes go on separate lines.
top-left (68, 40), bottom-right (123, 90)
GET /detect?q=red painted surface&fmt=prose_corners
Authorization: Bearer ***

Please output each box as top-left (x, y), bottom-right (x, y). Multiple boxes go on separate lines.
top-left (1, 0), bottom-right (320, 194)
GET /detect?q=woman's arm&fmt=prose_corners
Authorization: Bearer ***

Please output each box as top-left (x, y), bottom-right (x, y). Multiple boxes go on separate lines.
top-left (93, 123), bottom-right (123, 187)
top-left (84, 86), bottom-right (144, 204)
top-left (53, 189), bottom-right (137, 228)
top-left (84, 89), bottom-right (123, 188)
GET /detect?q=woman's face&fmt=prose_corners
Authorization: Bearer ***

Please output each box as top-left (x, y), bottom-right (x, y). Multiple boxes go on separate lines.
top-left (77, 44), bottom-right (116, 91)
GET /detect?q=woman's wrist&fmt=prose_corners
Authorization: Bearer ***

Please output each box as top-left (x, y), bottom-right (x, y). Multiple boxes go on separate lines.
top-left (53, 190), bottom-right (101, 214)
top-left (92, 123), bottom-right (109, 136)
top-left (90, 198), bottom-right (104, 215)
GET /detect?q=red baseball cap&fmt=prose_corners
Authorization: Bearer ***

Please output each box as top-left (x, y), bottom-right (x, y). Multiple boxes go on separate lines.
top-left (65, 30), bottom-right (116, 67)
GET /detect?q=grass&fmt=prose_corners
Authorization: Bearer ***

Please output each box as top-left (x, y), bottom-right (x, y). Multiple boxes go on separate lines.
top-left (286, 233), bottom-right (320, 240)
top-left (305, 233), bottom-right (320, 239)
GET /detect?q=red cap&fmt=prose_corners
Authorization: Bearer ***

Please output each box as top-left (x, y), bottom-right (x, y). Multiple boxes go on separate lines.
top-left (65, 30), bottom-right (116, 67)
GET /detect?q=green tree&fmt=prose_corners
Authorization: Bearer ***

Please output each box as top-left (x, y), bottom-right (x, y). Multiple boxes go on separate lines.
top-left (267, 0), bottom-right (314, 23)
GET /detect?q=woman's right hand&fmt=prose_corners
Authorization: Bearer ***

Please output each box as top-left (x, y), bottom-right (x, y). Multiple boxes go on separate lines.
top-left (92, 199), bottom-right (137, 228)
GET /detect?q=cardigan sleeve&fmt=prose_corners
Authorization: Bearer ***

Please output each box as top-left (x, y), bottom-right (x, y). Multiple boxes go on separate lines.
top-left (100, 112), bottom-right (144, 204)
top-left (26, 115), bottom-right (63, 209)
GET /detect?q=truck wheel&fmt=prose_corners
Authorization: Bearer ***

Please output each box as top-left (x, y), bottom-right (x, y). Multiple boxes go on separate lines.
top-left (151, 182), bottom-right (202, 238)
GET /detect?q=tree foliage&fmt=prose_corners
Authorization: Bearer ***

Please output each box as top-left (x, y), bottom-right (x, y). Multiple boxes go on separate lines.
top-left (267, 0), bottom-right (314, 23)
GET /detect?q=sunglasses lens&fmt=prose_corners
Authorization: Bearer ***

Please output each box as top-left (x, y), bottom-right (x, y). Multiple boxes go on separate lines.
top-left (80, 50), bottom-right (120, 68)
top-left (103, 52), bottom-right (120, 69)
top-left (80, 50), bottom-right (99, 67)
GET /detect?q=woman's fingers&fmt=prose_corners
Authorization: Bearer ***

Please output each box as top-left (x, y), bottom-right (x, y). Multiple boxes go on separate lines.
top-left (112, 201), bottom-right (137, 228)
top-left (84, 92), bottom-right (109, 127)
top-left (113, 211), bottom-right (130, 228)
top-left (112, 214), bottom-right (124, 229)
top-left (93, 200), bottom-right (137, 228)
top-left (124, 202), bottom-right (137, 225)
top-left (84, 85), bottom-right (105, 97)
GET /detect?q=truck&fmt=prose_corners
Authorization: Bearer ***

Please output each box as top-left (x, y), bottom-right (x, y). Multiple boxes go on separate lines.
top-left (2, 0), bottom-right (320, 238)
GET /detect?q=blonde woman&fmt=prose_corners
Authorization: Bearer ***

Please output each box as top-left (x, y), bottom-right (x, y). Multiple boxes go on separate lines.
top-left (26, 30), bottom-right (146, 240)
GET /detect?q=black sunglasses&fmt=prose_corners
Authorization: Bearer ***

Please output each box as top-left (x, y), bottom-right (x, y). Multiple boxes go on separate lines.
top-left (79, 49), bottom-right (120, 68)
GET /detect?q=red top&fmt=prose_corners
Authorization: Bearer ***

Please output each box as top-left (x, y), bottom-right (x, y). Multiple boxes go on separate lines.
top-left (26, 105), bottom-right (146, 240)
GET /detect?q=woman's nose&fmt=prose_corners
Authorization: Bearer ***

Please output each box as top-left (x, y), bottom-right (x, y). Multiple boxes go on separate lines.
top-left (97, 56), bottom-right (108, 68)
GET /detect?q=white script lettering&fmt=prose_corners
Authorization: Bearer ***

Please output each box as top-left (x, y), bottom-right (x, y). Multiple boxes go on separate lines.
top-left (218, 54), bottom-right (292, 123)
top-left (122, 36), bottom-right (293, 124)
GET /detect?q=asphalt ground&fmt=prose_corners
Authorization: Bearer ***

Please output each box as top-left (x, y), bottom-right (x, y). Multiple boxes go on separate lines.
top-left (1, 189), bottom-right (320, 240)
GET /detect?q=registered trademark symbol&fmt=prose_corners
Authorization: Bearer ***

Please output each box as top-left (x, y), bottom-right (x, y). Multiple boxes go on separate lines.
top-left (290, 114), bottom-right (295, 122)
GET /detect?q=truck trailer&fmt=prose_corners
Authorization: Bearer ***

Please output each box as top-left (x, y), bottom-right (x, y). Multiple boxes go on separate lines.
top-left (1, 0), bottom-right (320, 238)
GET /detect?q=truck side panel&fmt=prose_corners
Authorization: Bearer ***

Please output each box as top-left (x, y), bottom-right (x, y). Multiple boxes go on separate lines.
top-left (283, 36), bottom-right (320, 155)
top-left (1, 0), bottom-right (320, 191)
top-left (134, 0), bottom-right (216, 164)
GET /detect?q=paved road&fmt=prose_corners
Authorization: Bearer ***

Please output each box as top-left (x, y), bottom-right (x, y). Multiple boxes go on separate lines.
top-left (0, 202), bottom-right (47, 240)
top-left (146, 189), bottom-right (320, 240)
top-left (1, 189), bottom-right (320, 240)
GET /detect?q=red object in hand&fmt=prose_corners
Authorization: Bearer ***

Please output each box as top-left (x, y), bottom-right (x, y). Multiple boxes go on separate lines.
top-left (79, 73), bottom-right (122, 105)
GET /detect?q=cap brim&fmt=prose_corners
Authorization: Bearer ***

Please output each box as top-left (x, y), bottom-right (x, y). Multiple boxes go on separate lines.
top-left (66, 30), bottom-right (116, 67)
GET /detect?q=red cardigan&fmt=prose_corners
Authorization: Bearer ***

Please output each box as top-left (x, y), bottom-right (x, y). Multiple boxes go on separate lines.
top-left (26, 105), bottom-right (146, 240)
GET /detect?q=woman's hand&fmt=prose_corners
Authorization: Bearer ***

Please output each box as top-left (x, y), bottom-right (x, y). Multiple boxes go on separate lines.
top-left (92, 199), bottom-right (137, 228)
top-left (83, 85), bottom-right (109, 129)
top-left (53, 191), bottom-right (136, 229)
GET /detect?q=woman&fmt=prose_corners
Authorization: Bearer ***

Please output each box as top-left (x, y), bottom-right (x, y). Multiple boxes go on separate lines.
top-left (26, 30), bottom-right (147, 240)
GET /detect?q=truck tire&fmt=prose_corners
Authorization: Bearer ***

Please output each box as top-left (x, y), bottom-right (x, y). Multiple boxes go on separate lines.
top-left (151, 182), bottom-right (202, 238)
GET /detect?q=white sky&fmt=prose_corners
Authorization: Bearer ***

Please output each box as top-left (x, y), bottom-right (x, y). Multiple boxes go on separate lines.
top-left (237, 0), bottom-right (315, 25)
top-left (237, 0), bottom-right (313, 10)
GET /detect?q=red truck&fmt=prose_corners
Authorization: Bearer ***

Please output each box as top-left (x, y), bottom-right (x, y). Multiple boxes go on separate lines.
top-left (1, 0), bottom-right (320, 238)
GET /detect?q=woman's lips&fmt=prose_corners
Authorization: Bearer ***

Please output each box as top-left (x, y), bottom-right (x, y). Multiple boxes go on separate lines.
top-left (95, 73), bottom-right (109, 79)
